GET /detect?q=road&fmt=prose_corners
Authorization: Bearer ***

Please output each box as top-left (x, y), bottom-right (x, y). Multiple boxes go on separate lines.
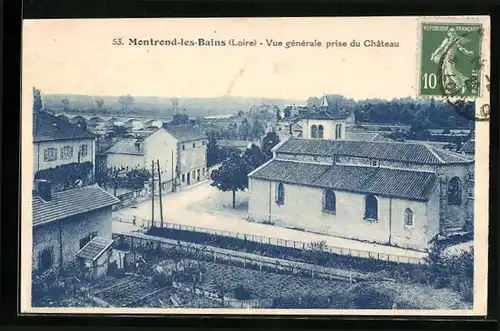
top-left (112, 181), bottom-right (428, 261)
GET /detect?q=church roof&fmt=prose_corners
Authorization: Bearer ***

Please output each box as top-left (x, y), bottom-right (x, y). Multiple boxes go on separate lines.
top-left (275, 138), bottom-right (473, 165)
top-left (296, 111), bottom-right (350, 121)
top-left (249, 160), bottom-right (437, 201)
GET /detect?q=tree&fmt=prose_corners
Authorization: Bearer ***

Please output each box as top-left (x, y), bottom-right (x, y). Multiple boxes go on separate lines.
top-left (95, 97), bottom-right (104, 110)
top-left (251, 119), bottom-right (266, 140)
top-left (33, 87), bottom-right (43, 113)
top-left (172, 113), bottom-right (189, 125)
top-left (206, 136), bottom-right (221, 167)
top-left (261, 131), bottom-right (280, 160)
top-left (118, 94), bottom-right (134, 110)
top-left (61, 98), bottom-right (70, 111)
top-left (210, 152), bottom-right (252, 209)
top-left (238, 118), bottom-right (252, 140)
top-left (276, 108), bottom-right (282, 121)
top-left (242, 144), bottom-right (266, 170)
top-left (237, 110), bottom-right (244, 117)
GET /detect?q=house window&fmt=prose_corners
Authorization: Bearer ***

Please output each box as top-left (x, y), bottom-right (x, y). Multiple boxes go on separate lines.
top-left (182, 144), bottom-right (185, 150)
top-left (43, 148), bottom-right (58, 162)
top-left (371, 159), bottom-right (379, 167)
top-left (39, 247), bottom-right (54, 271)
top-left (333, 155), bottom-right (339, 164)
top-left (404, 208), bottom-right (414, 227)
top-left (60, 146), bottom-right (74, 160)
top-left (311, 125), bottom-right (318, 138)
top-left (318, 125), bottom-right (324, 139)
top-left (79, 231), bottom-right (98, 249)
top-left (193, 143), bottom-right (196, 148)
top-left (197, 169), bottom-right (201, 179)
top-left (79, 144), bottom-right (88, 157)
top-left (335, 124), bottom-right (342, 139)
top-left (202, 168), bottom-right (206, 176)
top-left (365, 194), bottom-right (378, 220)
top-left (447, 177), bottom-right (462, 205)
top-left (182, 174), bottom-right (185, 183)
top-left (275, 182), bottom-right (285, 205)
top-left (323, 189), bottom-right (336, 214)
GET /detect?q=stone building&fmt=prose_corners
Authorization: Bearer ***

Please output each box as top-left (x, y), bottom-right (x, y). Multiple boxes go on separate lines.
top-left (248, 137), bottom-right (474, 251)
top-left (32, 182), bottom-right (120, 274)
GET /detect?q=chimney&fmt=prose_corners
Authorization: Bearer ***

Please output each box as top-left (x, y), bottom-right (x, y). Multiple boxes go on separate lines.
top-left (34, 179), bottom-right (52, 201)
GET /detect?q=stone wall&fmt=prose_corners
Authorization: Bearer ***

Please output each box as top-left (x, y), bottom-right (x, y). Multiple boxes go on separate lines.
top-left (32, 207), bottom-right (113, 272)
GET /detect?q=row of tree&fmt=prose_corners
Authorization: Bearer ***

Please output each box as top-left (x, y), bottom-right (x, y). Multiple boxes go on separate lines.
top-left (302, 94), bottom-right (474, 130)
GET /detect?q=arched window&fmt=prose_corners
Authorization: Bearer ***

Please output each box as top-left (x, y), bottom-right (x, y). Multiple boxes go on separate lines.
top-left (447, 177), bottom-right (462, 205)
top-left (318, 125), bottom-right (324, 139)
top-left (276, 182), bottom-right (285, 205)
top-left (404, 208), bottom-right (414, 227)
top-left (365, 194), bottom-right (378, 220)
top-left (335, 124), bottom-right (341, 139)
top-left (311, 125), bottom-right (318, 138)
top-left (323, 189), bottom-right (336, 214)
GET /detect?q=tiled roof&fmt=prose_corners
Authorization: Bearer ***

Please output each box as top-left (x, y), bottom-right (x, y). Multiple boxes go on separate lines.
top-left (33, 111), bottom-right (96, 142)
top-left (249, 160), bottom-right (437, 201)
top-left (275, 138), bottom-right (473, 165)
top-left (106, 138), bottom-right (145, 155)
top-left (460, 136), bottom-right (475, 154)
top-left (76, 237), bottom-right (115, 261)
top-left (296, 111), bottom-right (350, 121)
top-left (32, 185), bottom-right (120, 226)
top-left (163, 124), bottom-right (207, 142)
top-left (431, 147), bottom-right (474, 163)
top-left (344, 132), bottom-right (379, 142)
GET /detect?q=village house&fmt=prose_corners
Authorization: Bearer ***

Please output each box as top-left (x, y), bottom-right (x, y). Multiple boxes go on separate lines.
top-left (105, 125), bottom-right (207, 193)
top-left (248, 136), bottom-right (474, 252)
top-left (163, 124), bottom-right (208, 189)
top-left (32, 181), bottom-right (120, 278)
top-left (459, 131), bottom-right (475, 155)
top-left (33, 111), bottom-right (97, 191)
top-left (124, 119), bottom-right (145, 131)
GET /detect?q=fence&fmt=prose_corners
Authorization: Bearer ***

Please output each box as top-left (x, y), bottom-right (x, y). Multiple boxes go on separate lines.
top-left (148, 222), bottom-right (426, 265)
top-left (113, 232), bottom-right (380, 283)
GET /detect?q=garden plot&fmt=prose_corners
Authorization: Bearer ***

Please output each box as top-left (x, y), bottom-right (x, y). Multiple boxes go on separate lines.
top-left (194, 261), bottom-right (351, 300)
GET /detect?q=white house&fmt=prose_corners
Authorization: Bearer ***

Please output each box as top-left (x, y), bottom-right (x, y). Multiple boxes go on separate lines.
top-left (33, 111), bottom-right (97, 189)
top-left (106, 125), bottom-right (207, 193)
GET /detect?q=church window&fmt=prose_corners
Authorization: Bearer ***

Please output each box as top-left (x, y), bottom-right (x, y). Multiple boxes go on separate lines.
top-left (276, 182), bottom-right (285, 205)
top-left (335, 124), bottom-right (342, 139)
top-left (365, 194), bottom-right (378, 220)
top-left (403, 208), bottom-right (414, 227)
top-left (447, 177), bottom-right (462, 205)
top-left (311, 125), bottom-right (318, 138)
top-left (323, 189), bottom-right (336, 214)
top-left (318, 125), bottom-right (324, 139)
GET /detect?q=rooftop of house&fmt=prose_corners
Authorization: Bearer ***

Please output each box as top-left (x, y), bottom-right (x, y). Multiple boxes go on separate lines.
top-left (106, 138), bottom-right (145, 155)
top-left (249, 159), bottom-right (437, 201)
top-left (76, 236), bottom-right (115, 261)
top-left (459, 134), bottom-right (475, 154)
top-left (163, 124), bottom-right (207, 142)
top-left (33, 111), bottom-right (96, 143)
top-left (32, 184), bottom-right (120, 227)
top-left (275, 137), bottom-right (474, 165)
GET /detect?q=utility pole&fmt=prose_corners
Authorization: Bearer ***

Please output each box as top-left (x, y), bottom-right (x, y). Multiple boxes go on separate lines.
top-left (151, 160), bottom-right (155, 228)
top-left (171, 149), bottom-right (175, 192)
top-left (157, 159), bottom-right (164, 229)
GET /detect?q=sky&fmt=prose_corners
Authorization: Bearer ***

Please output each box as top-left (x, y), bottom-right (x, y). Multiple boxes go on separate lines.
top-left (22, 17), bottom-right (489, 101)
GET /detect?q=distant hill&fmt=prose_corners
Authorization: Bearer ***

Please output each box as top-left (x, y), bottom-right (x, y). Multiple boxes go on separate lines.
top-left (42, 94), bottom-right (305, 118)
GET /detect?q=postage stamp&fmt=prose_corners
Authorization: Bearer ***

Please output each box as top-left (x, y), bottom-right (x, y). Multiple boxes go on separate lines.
top-left (21, 16), bottom-right (490, 316)
top-left (419, 23), bottom-right (483, 98)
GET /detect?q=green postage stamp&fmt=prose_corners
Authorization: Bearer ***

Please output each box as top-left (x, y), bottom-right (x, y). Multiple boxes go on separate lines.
top-left (419, 22), bottom-right (483, 98)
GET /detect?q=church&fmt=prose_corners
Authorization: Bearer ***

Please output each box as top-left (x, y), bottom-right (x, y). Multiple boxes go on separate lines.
top-left (248, 99), bottom-right (474, 252)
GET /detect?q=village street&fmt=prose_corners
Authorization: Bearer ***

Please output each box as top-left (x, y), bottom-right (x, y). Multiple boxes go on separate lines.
top-left (112, 182), bottom-right (428, 261)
